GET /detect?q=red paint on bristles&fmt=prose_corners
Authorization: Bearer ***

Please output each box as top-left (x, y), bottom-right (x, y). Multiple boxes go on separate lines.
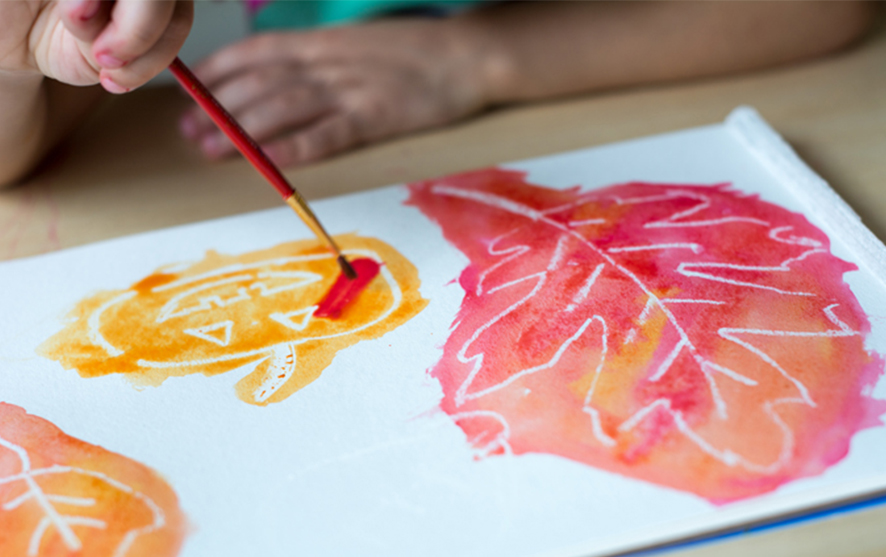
top-left (168, 57), bottom-right (293, 200)
top-left (315, 258), bottom-right (382, 319)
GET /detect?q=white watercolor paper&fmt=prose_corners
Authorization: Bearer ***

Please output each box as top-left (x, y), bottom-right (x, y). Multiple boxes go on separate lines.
top-left (0, 107), bottom-right (884, 556)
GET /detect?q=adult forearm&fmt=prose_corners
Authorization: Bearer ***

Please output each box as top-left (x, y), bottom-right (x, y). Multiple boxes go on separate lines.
top-left (459, 1), bottom-right (877, 105)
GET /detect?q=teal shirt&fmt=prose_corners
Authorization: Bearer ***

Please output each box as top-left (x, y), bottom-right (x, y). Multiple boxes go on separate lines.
top-left (253, 0), bottom-right (483, 30)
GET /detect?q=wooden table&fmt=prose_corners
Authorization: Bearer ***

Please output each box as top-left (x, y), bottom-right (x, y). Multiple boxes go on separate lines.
top-left (2, 19), bottom-right (885, 557)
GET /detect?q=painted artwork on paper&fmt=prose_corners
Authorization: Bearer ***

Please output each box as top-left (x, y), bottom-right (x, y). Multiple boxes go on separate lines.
top-left (408, 168), bottom-right (886, 502)
top-left (0, 402), bottom-right (186, 556)
top-left (40, 234), bottom-right (427, 406)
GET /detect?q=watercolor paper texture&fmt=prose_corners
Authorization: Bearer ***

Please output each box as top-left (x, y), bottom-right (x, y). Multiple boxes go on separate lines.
top-left (0, 108), bottom-right (885, 557)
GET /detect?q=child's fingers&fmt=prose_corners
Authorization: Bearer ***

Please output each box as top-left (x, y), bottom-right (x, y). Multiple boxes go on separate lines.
top-left (179, 66), bottom-right (302, 138)
top-left (262, 113), bottom-right (359, 167)
top-left (98, 0), bottom-right (193, 92)
top-left (197, 86), bottom-right (335, 159)
top-left (208, 66), bottom-right (304, 115)
top-left (179, 75), bottom-right (278, 141)
top-left (92, 0), bottom-right (181, 69)
top-left (59, 0), bottom-right (112, 42)
top-left (194, 33), bottom-right (303, 88)
top-left (183, 68), bottom-right (318, 139)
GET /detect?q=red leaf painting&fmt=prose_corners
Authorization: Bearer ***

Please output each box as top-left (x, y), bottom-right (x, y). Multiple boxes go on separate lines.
top-left (407, 168), bottom-right (886, 502)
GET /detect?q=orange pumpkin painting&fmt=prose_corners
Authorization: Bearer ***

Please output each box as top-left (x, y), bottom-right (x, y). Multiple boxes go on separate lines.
top-left (0, 403), bottom-right (186, 556)
top-left (40, 235), bottom-right (427, 406)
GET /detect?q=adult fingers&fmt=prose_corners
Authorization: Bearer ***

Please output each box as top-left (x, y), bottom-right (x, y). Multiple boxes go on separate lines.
top-left (92, 0), bottom-right (180, 69)
top-left (99, 0), bottom-right (193, 92)
top-left (59, 0), bottom-right (113, 43)
top-left (198, 85), bottom-right (336, 159)
top-left (262, 113), bottom-right (359, 167)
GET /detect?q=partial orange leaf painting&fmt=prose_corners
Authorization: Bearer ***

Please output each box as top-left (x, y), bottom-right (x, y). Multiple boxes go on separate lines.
top-left (40, 235), bottom-right (427, 405)
top-left (407, 169), bottom-right (886, 502)
top-left (0, 402), bottom-right (186, 556)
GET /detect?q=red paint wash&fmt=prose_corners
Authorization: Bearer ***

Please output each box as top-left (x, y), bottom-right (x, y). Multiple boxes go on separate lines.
top-left (407, 168), bottom-right (886, 503)
top-left (315, 258), bottom-right (382, 319)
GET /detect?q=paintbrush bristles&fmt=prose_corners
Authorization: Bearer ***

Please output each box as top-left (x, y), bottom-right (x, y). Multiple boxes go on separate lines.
top-left (284, 194), bottom-right (356, 279)
top-left (337, 256), bottom-right (358, 280)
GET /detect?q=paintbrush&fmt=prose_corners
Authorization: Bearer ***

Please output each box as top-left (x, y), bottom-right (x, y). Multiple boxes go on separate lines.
top-left (168, 57), bottom-right (357, 280)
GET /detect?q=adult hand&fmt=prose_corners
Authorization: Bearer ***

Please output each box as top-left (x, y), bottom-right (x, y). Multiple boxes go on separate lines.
top-left (180, 18), bottom-right (495, 167)
top-left (0, 0), bottom-right (193, 93)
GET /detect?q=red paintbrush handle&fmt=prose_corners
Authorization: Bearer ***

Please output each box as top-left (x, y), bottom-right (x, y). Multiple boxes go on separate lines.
top-left (168, 57), bottom-right (294, 200)
top-left (169, 57), bottom-right (358, 280)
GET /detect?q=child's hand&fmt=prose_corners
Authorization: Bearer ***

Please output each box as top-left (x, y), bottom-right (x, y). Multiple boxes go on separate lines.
top-left (1, 0), bottom-right (193, 93)
top-left (179, 19), bottom-right (492, 167)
